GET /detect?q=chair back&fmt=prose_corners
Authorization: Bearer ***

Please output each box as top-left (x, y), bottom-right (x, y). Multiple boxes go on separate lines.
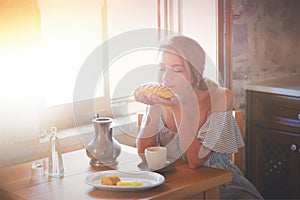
top-left (232, 110), bottom-right (245, 173)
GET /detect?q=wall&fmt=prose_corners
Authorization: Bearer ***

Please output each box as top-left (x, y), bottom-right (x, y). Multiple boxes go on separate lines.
top-left (231, 0), bottom-right (300, 110)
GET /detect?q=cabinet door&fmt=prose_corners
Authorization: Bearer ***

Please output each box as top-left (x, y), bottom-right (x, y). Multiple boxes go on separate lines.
top-left (252, 127), bottom-right (300, 199)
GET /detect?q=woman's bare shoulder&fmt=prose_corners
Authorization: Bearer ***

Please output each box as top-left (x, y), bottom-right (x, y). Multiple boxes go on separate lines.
top-left (210, 87), bottom-right (233, 112)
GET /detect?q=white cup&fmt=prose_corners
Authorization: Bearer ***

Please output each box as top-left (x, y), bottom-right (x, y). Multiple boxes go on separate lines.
top-left (144, 146), bottom-right (167, 170)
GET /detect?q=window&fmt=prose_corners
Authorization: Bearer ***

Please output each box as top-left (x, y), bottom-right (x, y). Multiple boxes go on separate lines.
top-left (181, 0), bottom-right (218, 81)
top-left (0, 0), bottom-right (108, 143)
top-left (0, 0), bottom-right (44, 145)
top-left (39, 0), bottom-right (104, 106)
top-left (1, 0), bottom-right (217, 135)
top-left (106, 0), bottom-right (158, 117)
top-left (0, 0), bottom-right (225, 167)
top-left (38, 0), bottom-right (110, 129)
top-left (108, 0), bottom-right (219, 117)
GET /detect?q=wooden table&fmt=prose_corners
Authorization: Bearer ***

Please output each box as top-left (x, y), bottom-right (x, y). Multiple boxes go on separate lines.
top-left (0, 145), bottom-right (232, 200)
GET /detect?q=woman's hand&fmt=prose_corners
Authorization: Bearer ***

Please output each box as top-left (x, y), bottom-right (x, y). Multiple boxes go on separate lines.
top-left (134, 91), bottom-right (178, 106)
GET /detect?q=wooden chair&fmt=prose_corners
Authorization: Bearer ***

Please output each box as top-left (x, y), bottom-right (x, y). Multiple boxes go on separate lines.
top-left (232, 110), bottom-right (245, 173)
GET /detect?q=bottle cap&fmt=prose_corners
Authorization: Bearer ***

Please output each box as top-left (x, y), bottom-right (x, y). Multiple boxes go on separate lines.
top-left (51, 127), bottom-right (57, 133)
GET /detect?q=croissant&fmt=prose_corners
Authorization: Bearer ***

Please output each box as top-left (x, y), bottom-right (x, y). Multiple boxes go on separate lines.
top-left (101, 175), bottom-right (121, 186)
top-left (135, 84), bottom-right (175, 99)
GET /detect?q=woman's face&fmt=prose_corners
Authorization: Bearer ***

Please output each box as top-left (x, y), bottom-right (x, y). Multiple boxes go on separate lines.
top-left (157, 50), bottom-right (192, 93)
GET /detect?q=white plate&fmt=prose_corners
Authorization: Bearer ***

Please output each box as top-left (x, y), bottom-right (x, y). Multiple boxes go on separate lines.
top-left (84, 170), bottom-right (165, 191)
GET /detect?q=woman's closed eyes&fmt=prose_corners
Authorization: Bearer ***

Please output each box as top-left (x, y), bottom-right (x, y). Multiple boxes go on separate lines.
top-left (158, 64), bottom-right (184, 73)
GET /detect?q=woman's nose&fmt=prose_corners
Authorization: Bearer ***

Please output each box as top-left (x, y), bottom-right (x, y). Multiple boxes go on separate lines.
top-left (162, 68), bottom-right (173, 83)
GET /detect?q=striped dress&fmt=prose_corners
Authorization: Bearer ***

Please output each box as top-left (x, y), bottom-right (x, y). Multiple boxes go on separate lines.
top-left (156, 111), bottom-right (264, 199)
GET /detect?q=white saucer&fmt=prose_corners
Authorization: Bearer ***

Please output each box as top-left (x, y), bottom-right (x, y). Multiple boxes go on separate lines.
top-left (137, 160), bottom-right (176, 173)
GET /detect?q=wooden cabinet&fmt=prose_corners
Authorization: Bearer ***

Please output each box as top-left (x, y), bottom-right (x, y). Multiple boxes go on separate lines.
top-left (246, 91), bottom-right (300, 199)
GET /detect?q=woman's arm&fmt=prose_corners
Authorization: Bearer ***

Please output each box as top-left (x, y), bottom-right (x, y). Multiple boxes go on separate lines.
top-left (176, 87), bottom-right (233, 169)
top-left (174, 104), bottom-right (211, 168)
top-left (136, 105), bottom-right (163, 160)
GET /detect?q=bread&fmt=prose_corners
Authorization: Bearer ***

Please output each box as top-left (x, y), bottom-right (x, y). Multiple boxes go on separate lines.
top-left (135, 84), bottom-right (175, 99)
top-left (101, 175), bottom-right (121, 186)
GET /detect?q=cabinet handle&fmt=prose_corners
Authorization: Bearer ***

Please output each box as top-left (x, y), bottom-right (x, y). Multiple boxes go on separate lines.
top-left (298, 113), bottom-right (300, 120)
top-left (290, 144), bottom-right (297, 151)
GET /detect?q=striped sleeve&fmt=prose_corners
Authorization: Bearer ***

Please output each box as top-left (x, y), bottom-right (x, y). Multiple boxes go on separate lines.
top-left (197, 111), bottom-right (245, 153)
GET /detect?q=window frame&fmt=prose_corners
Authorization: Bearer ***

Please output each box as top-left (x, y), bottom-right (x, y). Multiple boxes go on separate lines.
top-left (217, 0), bottom-right (232, 89)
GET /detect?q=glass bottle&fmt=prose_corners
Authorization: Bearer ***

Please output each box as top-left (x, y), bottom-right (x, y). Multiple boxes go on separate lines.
top-left (48, 127), bottom-right (64, 177)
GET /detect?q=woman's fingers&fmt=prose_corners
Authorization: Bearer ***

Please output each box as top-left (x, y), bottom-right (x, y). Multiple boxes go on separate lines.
top-left (134, 91), bottom-right (178, 106)
top-left (134, 92), bottom-right (155, 105)
top-left (148, 95), bottom-right (178, 106)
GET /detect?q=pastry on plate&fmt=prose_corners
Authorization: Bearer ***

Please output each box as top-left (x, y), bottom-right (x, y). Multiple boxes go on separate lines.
top-left (101, 175), bottom-right (121, 186)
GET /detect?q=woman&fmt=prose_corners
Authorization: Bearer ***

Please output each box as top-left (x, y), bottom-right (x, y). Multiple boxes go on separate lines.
top-left (134, 35), bottom-right (263, 199)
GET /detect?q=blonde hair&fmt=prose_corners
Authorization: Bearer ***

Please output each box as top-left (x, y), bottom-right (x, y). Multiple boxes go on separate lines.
top-left (159, 35), bottom-right (217, 90)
